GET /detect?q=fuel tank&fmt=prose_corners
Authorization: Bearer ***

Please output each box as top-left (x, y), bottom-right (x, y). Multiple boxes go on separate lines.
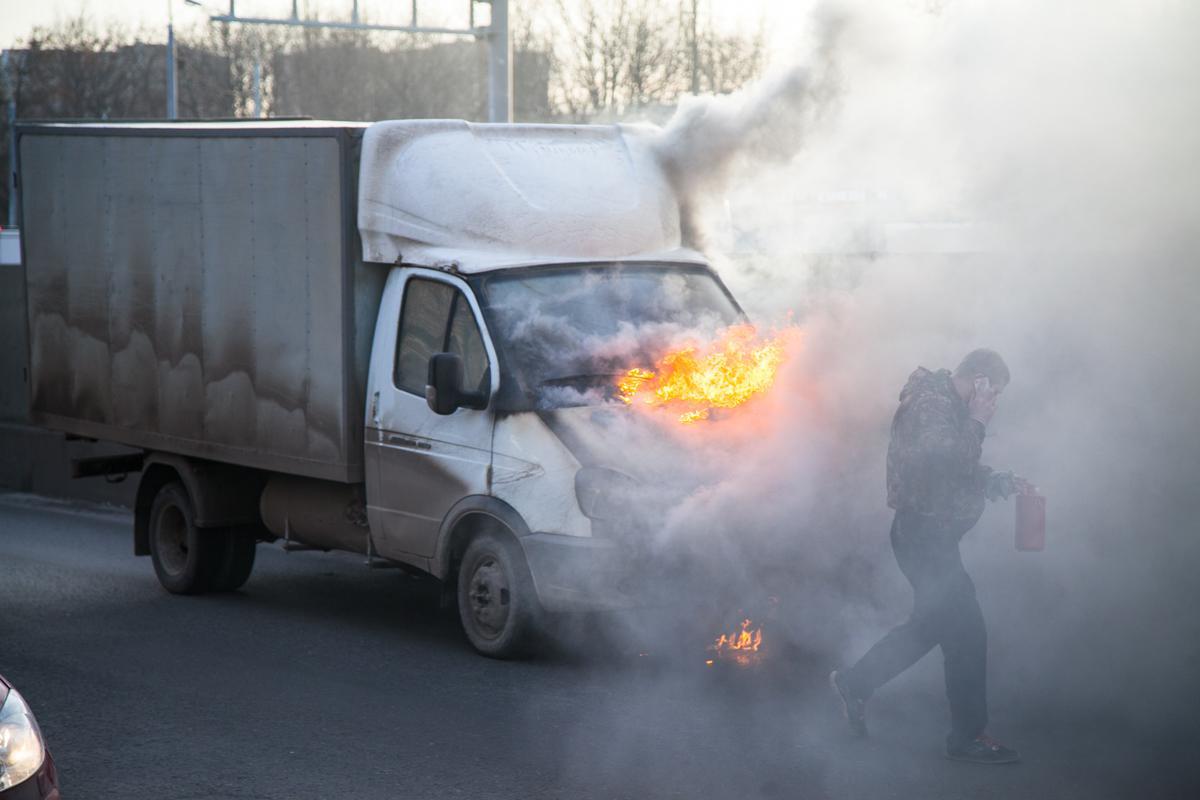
top-left (260, 475), bottom-right (371, 554)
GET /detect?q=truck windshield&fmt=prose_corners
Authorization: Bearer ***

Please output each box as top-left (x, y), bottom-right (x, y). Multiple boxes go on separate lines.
top-left (474, 263), bottom-right (743, 411)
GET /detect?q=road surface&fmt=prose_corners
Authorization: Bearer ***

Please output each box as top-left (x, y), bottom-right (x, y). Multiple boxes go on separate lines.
top-left (0, 492), bottom-right (1193, 799)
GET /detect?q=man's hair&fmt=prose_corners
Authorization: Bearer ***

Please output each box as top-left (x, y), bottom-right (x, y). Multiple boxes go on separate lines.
top-left (954, 348), bottom-right (1011, 386)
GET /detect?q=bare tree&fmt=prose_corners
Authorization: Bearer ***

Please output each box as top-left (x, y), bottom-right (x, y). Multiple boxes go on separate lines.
top-left (266, 27), bottom-right (542, 122)
top-left (1, 16), bottom-right (235, 222)
top-left (14, 17), bottom-right (141, 119)
top-left (184, 22), bottom-right (287, 118)
top-left (5, 16), bottom-right (236, 121)
top-left (697, 20), bottom-right (766, 96)
top-left (547, 0), bottom-right (763, 120)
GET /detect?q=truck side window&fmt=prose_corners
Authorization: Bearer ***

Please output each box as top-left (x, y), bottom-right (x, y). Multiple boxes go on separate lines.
top-left (394, 278), bottom-right (490, 398)
top-left (447, 294), bottom-right (490, 394)
top-left (395, 279), bottom-right (455, 394)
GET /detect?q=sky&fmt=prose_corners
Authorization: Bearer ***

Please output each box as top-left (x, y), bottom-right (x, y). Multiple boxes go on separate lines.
top-left (0, 0), bottom-right (814, 56)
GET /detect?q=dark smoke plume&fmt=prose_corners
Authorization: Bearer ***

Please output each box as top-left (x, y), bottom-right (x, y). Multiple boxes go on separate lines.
top-left (653, 3), bottom-right (849, 246)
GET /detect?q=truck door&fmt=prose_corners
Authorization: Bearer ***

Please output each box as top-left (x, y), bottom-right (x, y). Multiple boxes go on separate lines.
top-left (364, 269), bottom-right (496, 563)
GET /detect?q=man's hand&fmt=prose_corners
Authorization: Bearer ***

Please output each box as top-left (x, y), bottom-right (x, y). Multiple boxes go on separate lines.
top-left (986, 471), bottom-right (1034, 501)
top-left (968, 386), bottom-right (999, 426)
top-left (1013, 476), bottom-right (1036, 495)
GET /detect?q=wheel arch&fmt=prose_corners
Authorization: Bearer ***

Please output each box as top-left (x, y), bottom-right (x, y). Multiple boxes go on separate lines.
top-left (134, 454), bottom-right (268, 556)
top-left (434, 495), bottom-right (531, 581)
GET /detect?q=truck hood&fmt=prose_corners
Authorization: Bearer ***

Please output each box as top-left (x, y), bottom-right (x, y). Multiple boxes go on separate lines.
top-left (536, 405), bottom-right (704, 489)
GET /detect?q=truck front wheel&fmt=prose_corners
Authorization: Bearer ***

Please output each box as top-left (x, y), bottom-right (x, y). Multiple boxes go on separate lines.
top-left (457, 530), bottom-right (543, 658)
top-left (148, 481), bottom-right (219, 595)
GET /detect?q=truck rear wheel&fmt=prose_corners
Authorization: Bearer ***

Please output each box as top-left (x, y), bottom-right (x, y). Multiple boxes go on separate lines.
top-left (148, 481), bottom-right (219, 595)
top-left (457, 530), bottom-right (543, 659)
top-left (209, 528), bottom-right (257, 592)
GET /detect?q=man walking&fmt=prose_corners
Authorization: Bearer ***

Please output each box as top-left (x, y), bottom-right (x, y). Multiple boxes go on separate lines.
top-left (831, 348), bottom-right (1025, 764)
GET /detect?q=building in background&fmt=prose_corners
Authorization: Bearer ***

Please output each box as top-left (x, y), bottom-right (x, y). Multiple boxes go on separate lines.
top-left (270, 40), bottom-right (550, 122)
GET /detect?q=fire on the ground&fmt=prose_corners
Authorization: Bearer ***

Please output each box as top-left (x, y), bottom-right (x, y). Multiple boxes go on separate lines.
top-left (706, 619), bottom-right (765, 667)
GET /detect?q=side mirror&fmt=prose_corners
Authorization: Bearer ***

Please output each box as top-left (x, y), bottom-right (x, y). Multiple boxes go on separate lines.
top-left (426, 353), bottom-right (487, 415)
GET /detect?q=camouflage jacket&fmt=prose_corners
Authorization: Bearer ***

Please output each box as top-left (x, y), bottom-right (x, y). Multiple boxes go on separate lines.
top-left (886, 367), bottom-right (992, 533)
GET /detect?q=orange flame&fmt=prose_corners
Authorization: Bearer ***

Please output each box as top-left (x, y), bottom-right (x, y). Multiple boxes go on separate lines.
top-left (616, 324), bottom-right (796, 423)
top-left (707, 618), bottom-right (765, 667)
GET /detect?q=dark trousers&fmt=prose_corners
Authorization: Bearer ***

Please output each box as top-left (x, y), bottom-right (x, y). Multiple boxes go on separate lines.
top-left (844, 510), bottom-right (988, 744)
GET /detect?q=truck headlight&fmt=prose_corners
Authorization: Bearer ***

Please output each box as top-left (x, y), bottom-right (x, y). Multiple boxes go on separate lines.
top-left (0, 688), bottom-right (46, 790)
top-left (574, 467), bottom-right (639, 521)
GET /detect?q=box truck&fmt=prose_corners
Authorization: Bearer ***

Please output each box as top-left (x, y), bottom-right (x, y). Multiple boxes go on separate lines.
top-left (15, 119), bottom-right (744, 657)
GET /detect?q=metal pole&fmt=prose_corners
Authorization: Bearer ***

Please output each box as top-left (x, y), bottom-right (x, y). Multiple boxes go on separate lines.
top-left (3, 50), bottom-right (17, 228)
top-left (210, 14), bottom-right (478, 37)
top-left (486, 0), bottom-right (511, 122)
top-left (690, 0), bottom-right (699, 95)
top-left (252, 58), bottom-right (262, 118)
top-left (166, 22), bottom-right (178, 118)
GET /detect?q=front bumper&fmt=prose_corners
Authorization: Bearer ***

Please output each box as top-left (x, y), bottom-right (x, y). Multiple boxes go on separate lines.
top-left (520, 532), bottom-right (637, 613)
top-left (0, 750), bottom-right (59, 800)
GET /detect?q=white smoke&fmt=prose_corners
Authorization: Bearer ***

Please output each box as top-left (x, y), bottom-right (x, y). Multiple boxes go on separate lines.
top-left (566, 0), bottom-right (1200, 751)
top-left (536, 4), bottom-right (1200, 796)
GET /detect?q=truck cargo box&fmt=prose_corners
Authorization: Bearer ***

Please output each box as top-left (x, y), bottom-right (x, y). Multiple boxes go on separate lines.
top-left (17, 121), bottom-right (383, 483)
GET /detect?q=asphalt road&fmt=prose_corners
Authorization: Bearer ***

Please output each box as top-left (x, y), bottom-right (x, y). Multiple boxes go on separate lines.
top-left (0, 492), bottom-right (1194, 800)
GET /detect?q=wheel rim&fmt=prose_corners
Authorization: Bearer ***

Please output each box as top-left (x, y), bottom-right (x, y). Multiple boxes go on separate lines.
top-left (154, 504), bottom-right (190, 576)
top-left (467, 555), bottom-right (511, 640)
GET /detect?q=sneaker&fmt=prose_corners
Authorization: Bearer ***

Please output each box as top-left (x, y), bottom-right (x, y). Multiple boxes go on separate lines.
top-left (946, 733), bottom-right (1021, 764)
top-left (829, 670), bottom-right (868, 738)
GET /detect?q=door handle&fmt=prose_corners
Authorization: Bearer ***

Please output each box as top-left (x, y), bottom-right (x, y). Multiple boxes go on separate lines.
top-left (387, 434), bottom-right (432, 451)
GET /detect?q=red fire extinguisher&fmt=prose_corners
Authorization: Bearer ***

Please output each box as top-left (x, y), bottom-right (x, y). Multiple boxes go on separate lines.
top-left (1016, 487), bottom-right (1046, 551)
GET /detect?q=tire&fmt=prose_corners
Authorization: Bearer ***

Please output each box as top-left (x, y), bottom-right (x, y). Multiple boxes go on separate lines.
top-left (457, 529), bottom-right (543, 659)
top-left (148, 481), bottom-right (219, 594)
top-left (209, 528), bottom-right (257, 592)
